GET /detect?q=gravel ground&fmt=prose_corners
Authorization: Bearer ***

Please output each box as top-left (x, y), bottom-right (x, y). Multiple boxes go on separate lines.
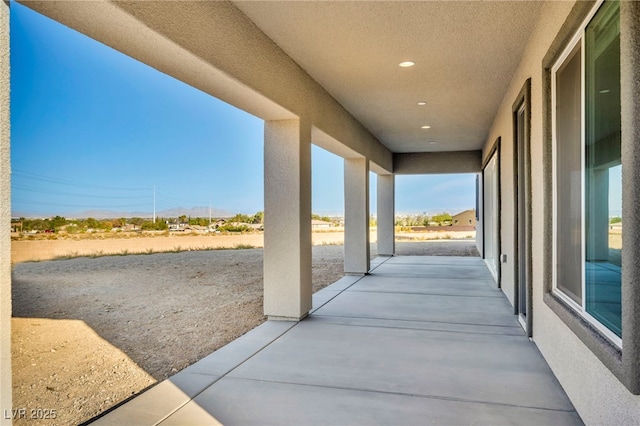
top-left (11, 241), bottom-right (479, 425)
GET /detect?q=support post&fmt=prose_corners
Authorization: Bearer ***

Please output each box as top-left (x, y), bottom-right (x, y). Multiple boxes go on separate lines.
top-left (344, 158), bottom-right (370, 274)
top-left (0, 2), bottom-right (11, 421)
top-left (376, 174), bottom-right (395, 256)
top-left (263, 119), bottom-right (312, 320)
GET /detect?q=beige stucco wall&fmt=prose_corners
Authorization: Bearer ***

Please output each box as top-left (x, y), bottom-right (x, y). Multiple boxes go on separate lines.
top-left (344, 158), bottom-right (370, 274)
top-left (376, 174), bottom-right (395, 256)
top-left (483, 1), bottom-right (640, 423)
top-left (0, 1), bottom-right (10, 422)
top-left (394, 151), bottom-right (481, 175)
top-left (263, 120), bottom-right (312, 320)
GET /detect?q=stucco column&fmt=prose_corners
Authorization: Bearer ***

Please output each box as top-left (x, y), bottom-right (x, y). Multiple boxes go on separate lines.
top-left (344, 158), bottom-right (370, 274)
top-left (0, 2), bottom-right (10, 422)
top-left (621, 0), bottom-right (640, 393)
top-left (377, 173), bottom-right (395, 256)
top-left (263, 119), bottom-right (312, 321)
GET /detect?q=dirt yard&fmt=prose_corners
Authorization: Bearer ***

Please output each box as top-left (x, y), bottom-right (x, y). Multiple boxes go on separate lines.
top-left (11, 240), bottom-right (479, 425)
top-left (10, 228), bottom-right (477, 263)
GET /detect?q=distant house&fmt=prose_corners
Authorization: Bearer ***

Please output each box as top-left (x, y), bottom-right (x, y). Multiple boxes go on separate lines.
top-left (452, 209), bottom-right (476, 227)
top-left (187, 225), bottom-right (209, 232)
top-left (311, 219), bottom-right (333, 229)
top-left (168, 222), bottom-right (186, 231)
top-left (211, 219), bottom-right (226, 229)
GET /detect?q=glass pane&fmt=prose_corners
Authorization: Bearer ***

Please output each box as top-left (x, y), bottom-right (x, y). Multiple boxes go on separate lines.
top-left (585, 0), bottom-right (621, 337)
top-left (555, 43), bottom-right (583, 305)
top-left (517, 106), bottom-right (527, 316)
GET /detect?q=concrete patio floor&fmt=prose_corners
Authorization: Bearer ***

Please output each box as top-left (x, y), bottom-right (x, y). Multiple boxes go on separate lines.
top-left (93, 256), bottom-right (583, 425)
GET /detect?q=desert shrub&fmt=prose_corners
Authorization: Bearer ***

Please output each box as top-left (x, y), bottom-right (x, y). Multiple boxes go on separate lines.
top-left (234, 244), bottom-right (256, 250)
top-left (218, 224), bottom-right (250, 233)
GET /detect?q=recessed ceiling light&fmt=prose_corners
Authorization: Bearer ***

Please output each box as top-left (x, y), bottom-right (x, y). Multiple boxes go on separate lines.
top-left (398, 61), bottom-right (416, 68)
top-left (429, 141), bottom-right (437, 145)
top-left (421, 125), bottom-right (431, 129)
top-left (417, 102), bottom-right (427, 106)
top-left (599, 89), bottom-right (610, 94)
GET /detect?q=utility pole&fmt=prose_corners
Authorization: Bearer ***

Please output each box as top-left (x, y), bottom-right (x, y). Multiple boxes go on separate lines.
top-left (209, 201), bottom-right (212, 225)
top-left (153, 185), bottom-right (156, 224)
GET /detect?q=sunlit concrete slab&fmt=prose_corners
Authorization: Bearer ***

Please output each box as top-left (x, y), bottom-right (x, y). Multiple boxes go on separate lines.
top-left (92, 372), bottom-right (220, 425)
top-left (160, 402), bottom-right (223, 426)
top-left (102, 256), bottom-right (582, 425)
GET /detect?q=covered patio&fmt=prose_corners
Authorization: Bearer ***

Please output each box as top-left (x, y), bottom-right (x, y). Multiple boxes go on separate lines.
top-left (93, 255), bottom-right (582, 425)
top-left (3, 2), bottom-right (640, 423)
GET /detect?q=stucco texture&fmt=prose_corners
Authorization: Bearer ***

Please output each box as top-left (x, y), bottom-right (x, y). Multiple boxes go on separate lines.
top-left (0, 1), bottom-right (10, 422)
top-left (482, 1), bottom-right (640, 423)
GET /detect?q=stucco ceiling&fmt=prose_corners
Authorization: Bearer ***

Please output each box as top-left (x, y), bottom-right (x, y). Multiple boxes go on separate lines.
top-left (233, 1), bottom-right (543, 153)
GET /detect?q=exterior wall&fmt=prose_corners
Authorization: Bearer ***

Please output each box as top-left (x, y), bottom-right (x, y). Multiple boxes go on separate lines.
top-left (0, 1), bottom-right (10, 422)
top-left (394, 150), bottom-right (481, 174)
top-left (451, 209), bottom-right (476, 227)
top-left (483, 1), bottom-right (640, 423)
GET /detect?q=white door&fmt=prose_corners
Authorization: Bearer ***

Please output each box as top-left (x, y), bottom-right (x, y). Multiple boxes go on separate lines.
top-left (483, 152), bottom-right (499, 283)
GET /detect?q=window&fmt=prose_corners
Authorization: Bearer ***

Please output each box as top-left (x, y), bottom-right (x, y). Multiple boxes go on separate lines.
top-left (552, 0), bottom-right (621, 343)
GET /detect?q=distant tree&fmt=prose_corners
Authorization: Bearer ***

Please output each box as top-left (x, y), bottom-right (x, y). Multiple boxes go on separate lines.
top-left (311, 213), bottom-right (332, 223)
top-left (178, 215), bottom-right (187, 224)
top-left (218, 223), bottom-right (250, 232)
top-left (141, 219), bottom-right (168, 231)
top-left (86, 217), bottom-right (100, 229)
top-left (610, 216), bottom-right (622, 224)
top-left (129, 217), bottom-right (144, 227)
top-left (431, 213), bottom-right (453, 226)
top-left (251, 211), bottom-right (264, 224)
top-left (50, 215), bottom-right (67, 231)
top-left (189, 217), bottom-right (211, 226)
top-left (230, 213), bottom-right (252, 223)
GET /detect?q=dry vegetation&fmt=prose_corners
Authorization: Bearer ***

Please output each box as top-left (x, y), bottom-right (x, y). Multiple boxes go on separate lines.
top-left (11, 228), bottom-right (476, 263)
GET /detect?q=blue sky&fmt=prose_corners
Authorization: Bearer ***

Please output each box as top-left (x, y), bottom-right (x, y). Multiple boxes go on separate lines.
top-left (10, 2), bottom-right (475, 218)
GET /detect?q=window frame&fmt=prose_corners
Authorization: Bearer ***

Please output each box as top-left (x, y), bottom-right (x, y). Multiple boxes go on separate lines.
top-left (550, 0), bottom-right (622, 347)
top-left (543, 0), bottom-right (640, 395)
